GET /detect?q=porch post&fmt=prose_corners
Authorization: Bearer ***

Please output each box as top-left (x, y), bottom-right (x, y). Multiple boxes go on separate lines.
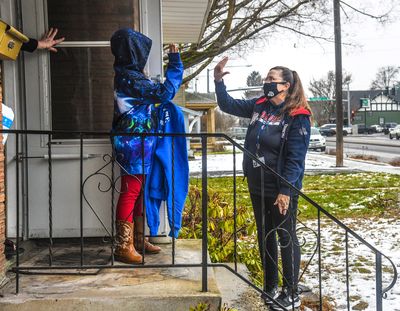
top-left (206, 108), bottom-right (216, 145)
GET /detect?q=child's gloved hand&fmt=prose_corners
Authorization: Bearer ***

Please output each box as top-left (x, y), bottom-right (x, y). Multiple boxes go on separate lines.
top-left (169, 44), bottom-right (178, 53)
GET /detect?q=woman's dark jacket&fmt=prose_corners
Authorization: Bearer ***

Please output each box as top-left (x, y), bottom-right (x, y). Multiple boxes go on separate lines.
top-left (21, 38), bottom-right (38, 52)
top-left (215, 80), bottom-right (311, 197)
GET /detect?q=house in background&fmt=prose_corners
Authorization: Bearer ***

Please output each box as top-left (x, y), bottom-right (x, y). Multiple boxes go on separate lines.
top-left (185, 92), bottom-right (217, 133)
top-left (352, 89), bottom-right (400, 126)
top-left (309, 88), bottom-right (400, 126)
top-left (0, 0), bottom-right (211, 282)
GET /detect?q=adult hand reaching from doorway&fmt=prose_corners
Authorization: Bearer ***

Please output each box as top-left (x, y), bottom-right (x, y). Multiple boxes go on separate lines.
top-left (37, 28), bottom-right (65, 52)
top-left (214, 56), bottom-right (230, 82)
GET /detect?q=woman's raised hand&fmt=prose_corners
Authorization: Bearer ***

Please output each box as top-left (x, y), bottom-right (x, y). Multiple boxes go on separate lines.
top-left (214, 56), bottom-right (230, 82)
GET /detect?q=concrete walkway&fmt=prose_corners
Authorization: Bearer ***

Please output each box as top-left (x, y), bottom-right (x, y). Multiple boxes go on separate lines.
top-left (0, 240), bottom-right (221, 311)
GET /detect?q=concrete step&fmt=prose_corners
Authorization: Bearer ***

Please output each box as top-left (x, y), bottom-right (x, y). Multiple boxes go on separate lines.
top-left (0, 239), bottom-right (221, 311)
top-left (214, 263), bottom-right (323, 311)
top-left (213, 263), bottom-right (269, 311)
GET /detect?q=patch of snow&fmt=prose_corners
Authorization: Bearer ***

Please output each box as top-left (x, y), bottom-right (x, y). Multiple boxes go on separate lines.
top-left (187, 150), bottom-right (400, 309)
top-left (348, 203), bottom-right (365, 210)
top-left (189, 152), bottom-right (400, 175)
top-left (298, 217), bottom-right (400, 310)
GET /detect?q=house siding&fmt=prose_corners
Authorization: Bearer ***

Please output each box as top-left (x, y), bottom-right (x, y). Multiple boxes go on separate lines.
top-left (354, 111), bottom-right (400, 126)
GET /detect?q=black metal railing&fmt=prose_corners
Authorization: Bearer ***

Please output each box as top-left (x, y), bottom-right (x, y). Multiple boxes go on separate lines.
top-left (2, 129), bottom-right (398, 310)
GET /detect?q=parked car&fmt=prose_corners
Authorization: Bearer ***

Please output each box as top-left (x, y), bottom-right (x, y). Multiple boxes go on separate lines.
top-left (389, 125), bottom-right (400, 140)
top-left (343, 126), bottom-right (352, 135)
top-left (319, 124), bottom-right (336, 136)
top-left (309, 127), bottom-right (326, 151)
top-left (370, 124), bottom-right (383, 133)
top-left (383, 122), bottom-right (398, 135)
top-left (319, 124), bottom-right (350, 136)
top-left (357, 124), bottom-right (374, 134)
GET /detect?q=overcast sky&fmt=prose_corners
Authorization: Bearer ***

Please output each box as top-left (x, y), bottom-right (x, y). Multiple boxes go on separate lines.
top-left (192, 1), bottom-right (400, 97)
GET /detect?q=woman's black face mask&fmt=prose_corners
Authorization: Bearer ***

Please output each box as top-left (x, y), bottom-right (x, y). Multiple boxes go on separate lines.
top-left (263, 82), bottom-right (287, 99)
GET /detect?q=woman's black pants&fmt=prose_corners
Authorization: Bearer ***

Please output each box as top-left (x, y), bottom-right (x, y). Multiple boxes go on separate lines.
top-left (250, 193), bottom-right (300, 291)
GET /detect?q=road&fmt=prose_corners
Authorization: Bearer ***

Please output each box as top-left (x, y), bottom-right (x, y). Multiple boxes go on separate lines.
top-left (325, 134), bottom-right (400, 162)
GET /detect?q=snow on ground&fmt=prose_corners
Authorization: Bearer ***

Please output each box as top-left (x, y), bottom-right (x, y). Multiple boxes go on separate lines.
top-left (305, 152), bottom-right (400, 175)
top-left (189, 151), bottom-right (400, 309)
top-left (189, 151), bottom-right (400, 175)
top-left (299, 217), bottom-right (400, 310)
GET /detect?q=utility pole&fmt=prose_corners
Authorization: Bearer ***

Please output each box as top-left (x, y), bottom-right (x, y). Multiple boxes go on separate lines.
top-left (334, 0), bottom-right (344, 167)
top-left (206, 68), bottom-right (211, 93)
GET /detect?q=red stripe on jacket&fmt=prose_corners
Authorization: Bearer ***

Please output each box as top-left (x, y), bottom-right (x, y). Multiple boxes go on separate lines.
top-left (255, 97), bottom-right (311, 116)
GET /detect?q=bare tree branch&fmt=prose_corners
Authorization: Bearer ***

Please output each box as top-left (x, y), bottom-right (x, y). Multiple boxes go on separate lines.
top-left (308, 70), bottom-right (353, 124)
top-left (177, 0), bottom-right (393, 84)
top-left (370, 66), bottom-right (399, 90)
top-left (182, 58), bottom-right (214, 84)
top-left (274, 23), bottom-right (334, 43)
top-left (340, 1), bottom-right (391, 21)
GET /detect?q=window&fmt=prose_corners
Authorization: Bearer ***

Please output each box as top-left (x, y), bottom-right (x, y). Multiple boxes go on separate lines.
top-left (48, 1), bottom-right (138, 41)
top-left (47, 0), bottom-right (139, 138)
top-left (49, 47), bottom-right (113, 133)
top-left (311, 128), bottom-right (321, 135)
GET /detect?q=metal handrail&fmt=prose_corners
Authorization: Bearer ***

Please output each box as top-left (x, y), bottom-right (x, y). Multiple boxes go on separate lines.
top-left (2, 129), bottom-right (397, 310)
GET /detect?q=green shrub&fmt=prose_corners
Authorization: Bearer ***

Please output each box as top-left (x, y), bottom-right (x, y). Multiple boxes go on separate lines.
top-left (180, 183), bottom-right (264, 284)
top-left (181, 173), bottom-right (400, 290)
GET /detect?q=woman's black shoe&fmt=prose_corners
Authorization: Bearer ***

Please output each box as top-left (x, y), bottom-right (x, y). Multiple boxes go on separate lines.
top-left (270, 287), bottom-right (300, 310)
top-left (261, 286), bottom-right (279, 305)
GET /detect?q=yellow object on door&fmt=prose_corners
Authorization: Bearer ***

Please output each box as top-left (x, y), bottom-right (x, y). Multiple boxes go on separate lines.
top-left (0, 20), bottom-right (29, 61)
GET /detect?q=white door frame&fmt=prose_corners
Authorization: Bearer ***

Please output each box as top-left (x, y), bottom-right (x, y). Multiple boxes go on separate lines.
top-left (4, 0), bottom-right (169, 239)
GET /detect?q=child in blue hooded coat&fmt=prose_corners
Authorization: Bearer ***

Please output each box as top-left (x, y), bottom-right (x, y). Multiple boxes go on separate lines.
top-left (110, 28), bottom-right (183, 264)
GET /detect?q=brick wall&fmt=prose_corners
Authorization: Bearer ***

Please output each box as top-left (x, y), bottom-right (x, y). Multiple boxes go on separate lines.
top-left (0, 74), bottom-right (5, 279)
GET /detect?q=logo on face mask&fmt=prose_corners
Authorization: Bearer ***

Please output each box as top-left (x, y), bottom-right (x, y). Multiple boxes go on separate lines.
top-left (263, 82), bottom-right (286, 99)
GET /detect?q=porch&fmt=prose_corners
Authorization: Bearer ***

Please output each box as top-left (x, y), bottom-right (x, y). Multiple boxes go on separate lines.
top-left (0, 130), bottom-right (397, 311)
top-left (0, 239), bottom-right (221, 311)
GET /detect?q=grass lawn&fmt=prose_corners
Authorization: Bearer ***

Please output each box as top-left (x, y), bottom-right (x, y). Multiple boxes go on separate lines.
top-left (182, 172), bottom-right (400, 290)
top-left (188, 172), bottom-right (400, 220)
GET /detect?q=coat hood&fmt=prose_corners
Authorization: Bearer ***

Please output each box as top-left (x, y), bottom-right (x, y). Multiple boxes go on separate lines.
top-left (255, 96), bottom-right (311, 116)
top-left (110, 28), bottom-right (152, 73)
top-left (289, 107), bottom-right (311, 117)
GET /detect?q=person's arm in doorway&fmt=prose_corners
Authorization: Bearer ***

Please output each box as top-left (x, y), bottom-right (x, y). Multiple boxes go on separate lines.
top-left (22, 28), bottom-right (65, 53)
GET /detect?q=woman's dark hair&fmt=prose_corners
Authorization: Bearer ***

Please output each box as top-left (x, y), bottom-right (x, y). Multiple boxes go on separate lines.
top-left (270, 66), bottom-right (312, 116)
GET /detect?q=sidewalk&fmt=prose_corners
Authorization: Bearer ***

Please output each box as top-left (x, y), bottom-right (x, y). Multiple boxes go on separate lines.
top-left (189, 151), bottom-right (400, 176)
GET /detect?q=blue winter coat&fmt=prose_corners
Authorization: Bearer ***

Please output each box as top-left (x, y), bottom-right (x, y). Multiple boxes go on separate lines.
top-left (145, 103), bottom-right (189, 238)
top-left (110, 28), bottom-right (184, 175)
